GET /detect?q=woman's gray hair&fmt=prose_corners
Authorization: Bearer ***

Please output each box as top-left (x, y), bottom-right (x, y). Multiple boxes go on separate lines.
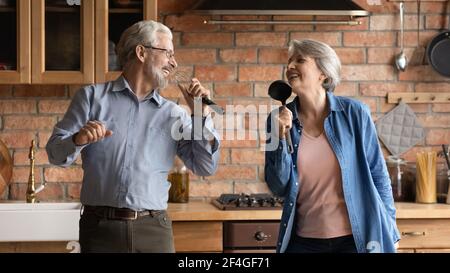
top-left (116, 20), bottom-right (173, 67)
top-left (288, 39), bottom-right (341, 91)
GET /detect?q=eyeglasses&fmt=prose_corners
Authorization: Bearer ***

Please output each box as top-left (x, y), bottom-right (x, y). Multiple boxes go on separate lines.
top-left (143, 45), bottom-right (175, 59)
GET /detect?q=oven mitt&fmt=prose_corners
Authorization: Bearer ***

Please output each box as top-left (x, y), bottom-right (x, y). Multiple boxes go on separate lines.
top-left (375, 101), bottom-right (425, 156)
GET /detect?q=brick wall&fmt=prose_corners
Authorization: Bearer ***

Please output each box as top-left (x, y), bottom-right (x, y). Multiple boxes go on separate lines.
top-left (0, 0), bottom-right (449, 201)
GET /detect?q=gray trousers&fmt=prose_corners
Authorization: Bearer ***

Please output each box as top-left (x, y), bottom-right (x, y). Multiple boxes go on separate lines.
top-left (79, 209), bottom-right (175, 253)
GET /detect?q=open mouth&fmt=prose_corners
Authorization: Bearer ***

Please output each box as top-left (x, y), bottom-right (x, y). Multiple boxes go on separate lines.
top-left (162, 68), bottom-right (171, 75)
top-left (287, 73), bottom-right (300, 81)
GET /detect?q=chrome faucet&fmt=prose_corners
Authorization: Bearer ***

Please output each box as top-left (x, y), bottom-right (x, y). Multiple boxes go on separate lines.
top-left (26, 140), bottom-right (46, 203)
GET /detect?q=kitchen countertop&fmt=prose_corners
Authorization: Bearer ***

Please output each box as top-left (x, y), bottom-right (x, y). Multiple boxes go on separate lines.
top-left (167, 200), bottom-right (450, 221)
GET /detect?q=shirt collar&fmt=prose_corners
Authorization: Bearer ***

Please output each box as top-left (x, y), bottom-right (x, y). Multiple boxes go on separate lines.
top-left (111, 75), bottom-right (162, 107)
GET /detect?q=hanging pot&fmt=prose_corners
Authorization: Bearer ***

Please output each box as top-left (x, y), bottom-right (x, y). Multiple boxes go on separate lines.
top-left (426, 2), bottom-right (450, 77)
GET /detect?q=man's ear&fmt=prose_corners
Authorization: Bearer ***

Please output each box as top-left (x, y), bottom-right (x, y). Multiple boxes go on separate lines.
top-left (135, 45), bottom-right (146, 63)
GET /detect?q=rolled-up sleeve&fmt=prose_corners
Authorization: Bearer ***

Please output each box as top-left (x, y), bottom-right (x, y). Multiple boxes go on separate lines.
top-left (177, 112), bottom-right (220, 177)
top-left (46, 87), bottom-right (91, 167)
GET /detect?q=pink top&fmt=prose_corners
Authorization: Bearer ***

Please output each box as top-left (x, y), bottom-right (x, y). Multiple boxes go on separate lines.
top-left (295, 130), bottom-right (352, 238)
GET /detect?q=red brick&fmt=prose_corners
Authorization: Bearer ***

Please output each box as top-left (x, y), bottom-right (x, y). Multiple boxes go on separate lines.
top-left (38, 100), bottom-right (71, 114)
top-left (418, 115), bottom-right (450, 128)
top-left (160, 84), bottom-right (181, 99)
top-left (67, 183), bottom-right (81, 200)
top-left (44, 167), bottom-right (83, 183)
top-left (360, 83), bottom-right (414, 96)
top-left (231, 149), bottom-right (264, 164)
top-left (254, 83), bottom-right (271, 98)
top-left (221, 130), bottom-right (258, 148)
top-left (38, 131), bottom-right (52, 148)
top-left (181, 33), bottom-right (233, 47)
top-left (8, 183), bottom-right (64, 201)
top-left (236, 33), bottom-right (287, 47)
top-left (0, 85), bottom-right (12, 97)
top-left (12, 167), bottom-right (42, 184)
top-left (425, 15), bottom-right (449, 29)
top-left (219, 148), bottom-right (230, 164)
top-left (334, 82), bottom-right (358, 97)
top-left (219, 49), bottom-right (257, 64)
top-left (0, 132), bottom-right (36, 148)
top-left (335, 48), bottom-right (366, 64)
top-left (189, 181), bottom-right (233, 197)
top-left (239, 66), bottom-right (282, 82)
top-left (343, 32), bottom-right (396, 47)
top-left (401, 30), bottom-right (437, 47)
top-left (341, 65), bottom-right (396, 81)
top-left (432, 104), bottom-right (450, 113)
top-left (399, 65), bottom-right (450, 81)
top-left (175, 49), bottom-right (216, 64)
top-left (234, 182), bottom-right (270, 194)
top-left (13, 149), bottom-right (49, 166)
top-left (290, 32), bottom-right (341, 47)
top-left (208, 165), bottom-right (257, 180)
top-left (415, 83), bottom-right (450, 93)
top-left (0, 100), bottom-right (36, 114)
top-left (165, 15), bottom-right (219, 32)
top-left (370, 15), bottom-right (420, 31)
top-left (214, 83), bottom-right (252, 97)
top-left (14, 85), bottom-right (66, 97)
top-left (195, 65), bottom-right (236, 82)
top-left (4, 116), bottom-right (56, 130)
top-left (426, 129), bottom-right (450, 145)
top-left (259, 48), bottom-right (288, 64)
top-left (420, 2), bottom-right (449, 14)
top-left (367, 47), bottom-right (415, 64)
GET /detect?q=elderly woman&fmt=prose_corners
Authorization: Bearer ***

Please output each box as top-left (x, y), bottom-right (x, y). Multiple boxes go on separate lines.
top-left (265, 39), bottom-right (400, 253)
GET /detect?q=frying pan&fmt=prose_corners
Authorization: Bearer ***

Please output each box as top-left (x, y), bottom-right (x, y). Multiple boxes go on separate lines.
top-left (426, 2), bottom-right (450, 77)
top-left (268, 80), bottom-right (294, 154)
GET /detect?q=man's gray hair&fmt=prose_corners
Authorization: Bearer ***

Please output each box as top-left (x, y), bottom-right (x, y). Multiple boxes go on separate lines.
top-left (288, 39), bottom-right (341, 91)
top-left (116, 20), bottom-right (173, 68)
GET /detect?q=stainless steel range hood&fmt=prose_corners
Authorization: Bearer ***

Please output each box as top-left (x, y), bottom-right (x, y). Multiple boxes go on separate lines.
top-left (189, 0), bottom-right (370, 25)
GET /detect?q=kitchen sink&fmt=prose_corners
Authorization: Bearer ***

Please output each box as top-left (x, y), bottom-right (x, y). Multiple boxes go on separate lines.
top-left (0, 202), bottom-right (81, 242)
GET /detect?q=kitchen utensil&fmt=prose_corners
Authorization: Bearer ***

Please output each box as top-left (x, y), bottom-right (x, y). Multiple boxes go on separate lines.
top-left (410, 0), bottom-right (427, 65)
top-left (268, 80), bottom-right (294, 154)
top-left (440, 144), bottom-right (450, 204)
top-left (375, 101), bottom-right (425, 156)
top-left (0, 138), bottom-right (13, 196)
top-left (173, 71), bottom-right (225, 115)
top-left (426, 0), bottom-right (450, 77)
top-left (395, 2), bottom-right (408, 72)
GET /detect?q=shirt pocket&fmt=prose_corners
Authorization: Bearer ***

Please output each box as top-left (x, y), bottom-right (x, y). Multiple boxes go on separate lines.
top-left (145, 126), bottom-right (177, 168)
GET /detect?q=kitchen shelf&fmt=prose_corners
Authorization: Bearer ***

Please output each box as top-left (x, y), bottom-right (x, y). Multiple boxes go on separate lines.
top-left (388, 92), bottom-right (450, 104)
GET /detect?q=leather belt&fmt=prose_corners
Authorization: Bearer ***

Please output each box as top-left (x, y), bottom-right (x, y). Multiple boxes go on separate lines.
top-left (82, 205), bottom-right (164, 221)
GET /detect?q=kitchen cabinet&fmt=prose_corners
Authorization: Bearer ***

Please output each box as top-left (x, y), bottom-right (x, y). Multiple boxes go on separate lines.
top-left (0, 0), bottom-right (157, 84)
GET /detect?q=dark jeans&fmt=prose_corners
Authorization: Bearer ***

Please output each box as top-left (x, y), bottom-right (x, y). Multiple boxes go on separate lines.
top-left (285, 234), bottom-right (357, 253)
top-left (79, 208), bottom-right (175, 253)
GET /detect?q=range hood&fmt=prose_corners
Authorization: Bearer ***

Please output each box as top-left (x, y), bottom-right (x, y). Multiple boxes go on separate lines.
top-left (189, 0), bottom-right (370, 25)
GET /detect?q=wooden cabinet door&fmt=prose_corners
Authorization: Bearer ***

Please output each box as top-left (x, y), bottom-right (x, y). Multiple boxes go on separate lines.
top-left (31, 0), bottom-right (94, 84)
top-left (397, 219), bottom-right (450, 249)
top-left (0, 0), bottom-right (31, 84)
top-left (95, 0), bottom-right (157, 83)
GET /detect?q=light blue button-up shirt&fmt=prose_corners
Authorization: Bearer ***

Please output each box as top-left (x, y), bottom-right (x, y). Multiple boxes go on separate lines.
top-left (46, 76), bottom-right (220, 211)
top-left (265, 92), bottom-right (400, 253)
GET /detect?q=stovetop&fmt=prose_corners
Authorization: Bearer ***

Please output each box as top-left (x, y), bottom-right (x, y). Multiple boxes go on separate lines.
top-left (212, 193), bottom-right (284, 210)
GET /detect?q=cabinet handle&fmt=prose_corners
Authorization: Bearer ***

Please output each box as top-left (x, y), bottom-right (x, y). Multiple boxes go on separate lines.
top-left (401, 231), bottom-right (425, 236)
top-left (254, 231), bottom-right (268, 242)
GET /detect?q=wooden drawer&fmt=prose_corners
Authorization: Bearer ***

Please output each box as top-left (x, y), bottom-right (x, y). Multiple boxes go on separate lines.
top-left (173, 221), bottom-right (222, 252)
top-left (397, 219), bottom-right (450, 249)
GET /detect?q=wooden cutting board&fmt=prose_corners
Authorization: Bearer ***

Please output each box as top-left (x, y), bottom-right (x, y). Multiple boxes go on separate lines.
top-left (0, 138), bottom-right (13, 196)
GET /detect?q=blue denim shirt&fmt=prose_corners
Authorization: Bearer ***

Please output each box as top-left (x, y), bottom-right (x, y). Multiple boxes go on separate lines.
top-left (265, 91), bottom-right (400, 253)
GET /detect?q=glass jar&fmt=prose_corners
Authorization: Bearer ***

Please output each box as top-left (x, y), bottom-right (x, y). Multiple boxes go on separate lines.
top-left (168, 156), bottom-right (189, 203)
top-left (386, 156), bottom-right (408, 202)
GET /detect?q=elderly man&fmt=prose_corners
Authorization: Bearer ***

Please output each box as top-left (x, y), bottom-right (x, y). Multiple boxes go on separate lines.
top-left (46, 20), bottom-right (220, 253)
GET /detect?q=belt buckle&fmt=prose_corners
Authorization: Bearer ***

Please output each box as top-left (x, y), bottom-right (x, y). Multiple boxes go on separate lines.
top-left (132, 210), bottom-right (138, 220)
